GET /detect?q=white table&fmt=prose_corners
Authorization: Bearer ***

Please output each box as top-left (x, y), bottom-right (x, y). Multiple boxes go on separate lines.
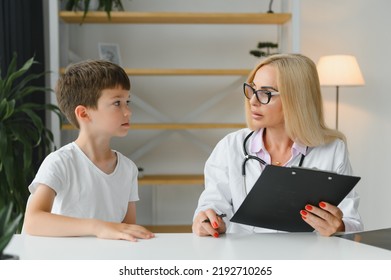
top-left (4, 232), bottom-right (391, 260)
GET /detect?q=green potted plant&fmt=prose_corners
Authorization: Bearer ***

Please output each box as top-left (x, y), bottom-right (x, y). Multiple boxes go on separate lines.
top-left (64, 0), bottom-right (125, 20)
top-left (0, 54), bottom-right (62, 220)
top-left (0, 203), bottom-right (22, 260)
top-left (249, 42), bottom-right (279, 58)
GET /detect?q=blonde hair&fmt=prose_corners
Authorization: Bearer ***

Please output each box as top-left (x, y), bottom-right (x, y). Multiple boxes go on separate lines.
top-left (245, 53), bottom-right (345, 146)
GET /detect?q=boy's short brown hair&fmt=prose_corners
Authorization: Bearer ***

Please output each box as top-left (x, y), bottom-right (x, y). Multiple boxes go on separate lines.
top-left (56, 60), bottom-right (130, 129)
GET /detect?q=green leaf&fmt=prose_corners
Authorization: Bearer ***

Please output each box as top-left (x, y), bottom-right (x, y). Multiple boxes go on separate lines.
top-left (2, 142), bottom-right (15, 190)
top-left (0, 99), bottom-right (15, 121)
top-left (83, 0), bottom-right (91, 19)
top-left (0, 203), bottom-right (12, 233)
top-left (23, 143), bottom-right (33, 174)
top-left (0, 124), bottom-right (8, 161)
top-left (114, 0), bottom-right (124, 11)
top-left (22, 108), bottom-right (45, 132)
top-left (0, 99), bottom-right (8, 120)
top-left (0, 203), bottom-right (22, 254)
top-left (3, 57), bottom-right (35, 98)
top-left (10, 121), bottom-right (41, 146)
top-left (9, 77), bottom-right (47, 101)
top-left (65, 0), bottom-right (77, 11)
top-left (3, 212), bottom-right (22, 237)
top-left (3, 54), bottom-right (17, 82)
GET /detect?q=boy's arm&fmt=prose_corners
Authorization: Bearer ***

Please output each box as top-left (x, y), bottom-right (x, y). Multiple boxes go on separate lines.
top-left (122, 202), bottom-right (136, 224)
top-left (24, 184), bottom-right (154, 241)
top-left (122, 202), bottom-right (155, 237)
top-left (23, 184), bottom-right (99, 237)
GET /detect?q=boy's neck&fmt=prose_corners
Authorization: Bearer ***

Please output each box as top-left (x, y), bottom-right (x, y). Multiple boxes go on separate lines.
top-left (75, 135), bottom-right (117, 174)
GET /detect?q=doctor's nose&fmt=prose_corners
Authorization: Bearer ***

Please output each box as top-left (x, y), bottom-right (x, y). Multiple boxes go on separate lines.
top-left (249, 94), bottom-right (261, 106)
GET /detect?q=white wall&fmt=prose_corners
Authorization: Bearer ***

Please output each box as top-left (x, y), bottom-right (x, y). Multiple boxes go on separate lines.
top-left (57, 0), bottom-right (391, 230)
top-left (301, 0), bottom-right (391, 230)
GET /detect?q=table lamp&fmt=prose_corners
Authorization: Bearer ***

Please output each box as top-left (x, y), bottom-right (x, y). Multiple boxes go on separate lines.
top-left (316, 55), bottom-right (365, 130)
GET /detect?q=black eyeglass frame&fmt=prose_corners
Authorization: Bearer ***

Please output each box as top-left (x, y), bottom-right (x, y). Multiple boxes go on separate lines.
top-left (243, 83), bottom-right (280, 105)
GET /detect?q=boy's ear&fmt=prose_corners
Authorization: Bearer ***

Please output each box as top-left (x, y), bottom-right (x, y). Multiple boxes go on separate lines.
top-left (74, 105), bottom-right (90, 123)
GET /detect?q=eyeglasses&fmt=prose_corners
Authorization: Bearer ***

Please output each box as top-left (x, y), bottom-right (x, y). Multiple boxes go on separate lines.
top-left (243, 83), bottom-right (280, 105)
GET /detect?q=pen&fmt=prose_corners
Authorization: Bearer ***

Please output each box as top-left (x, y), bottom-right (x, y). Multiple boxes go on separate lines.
top-left (202, 213), bottom-right (226, 223)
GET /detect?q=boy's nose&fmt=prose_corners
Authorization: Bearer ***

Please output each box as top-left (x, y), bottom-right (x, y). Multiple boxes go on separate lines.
top-left (124, 106), bottom-right (131, 116)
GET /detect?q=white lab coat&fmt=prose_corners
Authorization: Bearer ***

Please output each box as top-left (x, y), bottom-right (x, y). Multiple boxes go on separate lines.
top-left (194, 128), bottom-right (363, 234)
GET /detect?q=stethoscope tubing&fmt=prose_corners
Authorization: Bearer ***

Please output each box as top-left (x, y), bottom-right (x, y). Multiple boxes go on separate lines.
top-left (241, 130), bottom-right (306, 177)
top-left (242, 131), bottom-right (265, 176)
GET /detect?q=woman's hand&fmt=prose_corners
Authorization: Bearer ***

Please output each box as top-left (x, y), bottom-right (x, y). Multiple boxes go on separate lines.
top-left (300, 201), bottom-right (345, 236)
top-left (94, 220), bottom-right (155, 242)
top-left (192, 209), bottom-right (226, 238)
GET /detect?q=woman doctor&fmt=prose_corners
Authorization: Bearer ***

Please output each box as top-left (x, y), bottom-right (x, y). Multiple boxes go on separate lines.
top-left (192, 53), bottom-right (363, 237)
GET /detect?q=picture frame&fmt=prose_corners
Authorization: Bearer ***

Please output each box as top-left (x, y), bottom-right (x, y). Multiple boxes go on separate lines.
top-left (98, 43), bottom-right (122, 65)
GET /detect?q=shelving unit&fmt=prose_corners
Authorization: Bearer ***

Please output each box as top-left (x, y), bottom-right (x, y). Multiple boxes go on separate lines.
top-left (139, 174), bottom-right (204, 186)
top-left (59, 11), bottom-right (291, 24)
top-left (47, 1), bottom-right (299, 233)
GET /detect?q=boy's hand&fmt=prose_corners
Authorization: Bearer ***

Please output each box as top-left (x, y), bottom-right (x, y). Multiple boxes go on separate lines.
top-left (94, 221), bottom-right (155, 241)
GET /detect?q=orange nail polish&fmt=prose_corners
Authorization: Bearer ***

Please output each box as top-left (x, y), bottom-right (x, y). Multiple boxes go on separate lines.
top-left (212, 222), bottom-right (218, 229)
top-left (300, 210), bottom-right (307, 216)
top-left (319, 202), bottom-right (326, 208)
top-left (213, 232), bottom-right (219, 238)
top-left (305, 205), bottom-right (313, 211)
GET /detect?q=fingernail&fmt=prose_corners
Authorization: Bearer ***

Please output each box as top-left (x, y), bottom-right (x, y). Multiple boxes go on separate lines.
top-left (305, 205), bottom-right (313, 211)
top-left (212, 222), bottom-right (218, 229)
top-left (300, 210), bottom-right (307, 216)
top-left (213, 232), bottom-right (219, 238)
top-left (319, 202), bottom-right (326, 208)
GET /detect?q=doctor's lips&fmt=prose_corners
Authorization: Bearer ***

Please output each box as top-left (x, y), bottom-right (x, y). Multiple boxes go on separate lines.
top-left (251, 111), bottom-right (263, 119)
top-left (202, 213), bottom-right (227, 224)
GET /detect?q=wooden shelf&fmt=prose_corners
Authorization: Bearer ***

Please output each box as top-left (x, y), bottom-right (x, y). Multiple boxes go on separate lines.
top-left (59, 11), bottom-right (291, 25)
top-left (138, 174), bottom-right (204, 185)
top-left (142, 224), bottom-right (192, 233)
top-left (59, 67), bottom-right (251, 76)
top-left (62, 123), bottom-right (246, 130)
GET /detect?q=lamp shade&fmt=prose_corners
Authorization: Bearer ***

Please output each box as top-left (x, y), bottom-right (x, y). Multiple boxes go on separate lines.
top-left (317, 55), bottom-right (365, 86)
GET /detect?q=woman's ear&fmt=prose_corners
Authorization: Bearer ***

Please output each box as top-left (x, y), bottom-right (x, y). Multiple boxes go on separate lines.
top-left (74, 105), bottom-right (89, 124)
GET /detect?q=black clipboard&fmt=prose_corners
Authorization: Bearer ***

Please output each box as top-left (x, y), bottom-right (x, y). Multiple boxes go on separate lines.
top-left (230, 165), bottom-right (361, 232)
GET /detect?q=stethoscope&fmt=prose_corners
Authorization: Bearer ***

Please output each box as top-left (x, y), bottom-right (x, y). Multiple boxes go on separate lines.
top-left (242, 131), bottom-right (306, 177)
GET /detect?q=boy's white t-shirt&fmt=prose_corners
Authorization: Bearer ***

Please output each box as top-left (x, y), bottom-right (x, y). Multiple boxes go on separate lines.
top-left (28, 142), bottom-right (139, 223)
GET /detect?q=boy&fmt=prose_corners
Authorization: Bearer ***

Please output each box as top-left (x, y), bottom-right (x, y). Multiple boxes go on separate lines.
top-left (23, 60), bottom-right (154, 241)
